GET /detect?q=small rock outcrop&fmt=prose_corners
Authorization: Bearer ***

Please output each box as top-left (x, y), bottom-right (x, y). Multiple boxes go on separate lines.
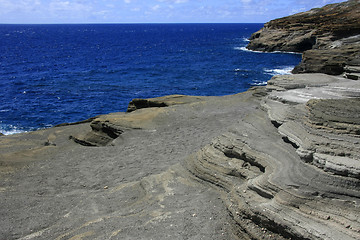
top-left (127, 94), bottom-right (205, 112)
top-left (247, 0), bottom-right (360, 75)
top-left (72, 95), bottom-right (207, 146)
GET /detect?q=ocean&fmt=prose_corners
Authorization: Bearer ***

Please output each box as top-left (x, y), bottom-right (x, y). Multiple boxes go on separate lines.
top-left (0, 24), bottom-right (301, 135)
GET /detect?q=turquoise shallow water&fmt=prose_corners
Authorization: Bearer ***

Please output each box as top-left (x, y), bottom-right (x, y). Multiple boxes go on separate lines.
top-left (0, 23), bottom-right (301, 134)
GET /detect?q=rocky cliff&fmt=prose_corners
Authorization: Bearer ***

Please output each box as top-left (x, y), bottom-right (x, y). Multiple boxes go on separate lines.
top-left (247, 0), bottom-right (360, 76)
top-left (1, 2), bottom-right (360, 239)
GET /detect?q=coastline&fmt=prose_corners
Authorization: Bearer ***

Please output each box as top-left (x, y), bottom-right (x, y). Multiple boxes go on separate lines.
top-left (236, 46), bottom-right (302, 55)
top-left (1, 1), bottom-right (360, 238)
top-left (0, 63), bottom-right (298, 136)
top-left (1, 72), bottom-right (359, 239)
top-left (1, 23), bottom-right (275, 135)
top-left (247, 0), bottom-right (360, 76)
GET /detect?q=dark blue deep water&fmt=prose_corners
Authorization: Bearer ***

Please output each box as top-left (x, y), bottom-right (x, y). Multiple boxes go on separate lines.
top-left (0, 24), bottom-right (301, 135)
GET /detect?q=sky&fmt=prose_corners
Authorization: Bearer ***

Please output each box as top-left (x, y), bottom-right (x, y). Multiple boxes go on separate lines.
top-left (0, 0), bottom-right (346, 24)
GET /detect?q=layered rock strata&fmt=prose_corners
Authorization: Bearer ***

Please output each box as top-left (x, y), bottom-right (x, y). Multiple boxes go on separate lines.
top-left (187, 74), bottom-right (360, 240)
top-left (71, 95), bottom-right (207, 146)
top-left (2, 2), bottom-right (360, 237)
top-left (1, 74), bottom-right (359, 239)
top-left (247, 0), bottom-right (360, 75)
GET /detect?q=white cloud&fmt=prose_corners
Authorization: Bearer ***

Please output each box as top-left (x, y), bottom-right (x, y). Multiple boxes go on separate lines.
top-left (0, 0), bottom-right (41, 13)
top-left (290, 7), bottom-right (306, 14)
top-left (49, 0), bottom-right (92, 13)
top-left (0, 0), bottom-right (15, 13)
top-left (0, 0), bottom-right (347, 24)
top-left (157, 0), bottom-right (189, 3)
top-left (93, 10), bottom-right (109, 16)
top-left (152, 4), bottom-right (160, 10)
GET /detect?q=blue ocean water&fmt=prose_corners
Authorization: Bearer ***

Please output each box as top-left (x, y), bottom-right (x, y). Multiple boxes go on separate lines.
top-left (0, 24), bottom-right (301, 135)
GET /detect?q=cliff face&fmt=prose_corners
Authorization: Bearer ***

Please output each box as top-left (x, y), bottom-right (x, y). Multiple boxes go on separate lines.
top-left (247, 0), bottom-right (360, 75)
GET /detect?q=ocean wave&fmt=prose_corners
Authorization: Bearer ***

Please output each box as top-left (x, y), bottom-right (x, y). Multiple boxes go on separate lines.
top-left (1, 129), bottom-right (26, 135)
top-left (234, 46), bottom-right (302, 55)
top-left (251, 81), bottom-right (267, 86)
top-left (272, 50), bottom-right (302, 55)
top-left (264, 66), bottom-right (294, 76)
top-left (234, 68), bottom-right (252, 72)
top-left (0, 124), bottom-right (27, 135)
top-left (234, 46), bottom-right (264, 53)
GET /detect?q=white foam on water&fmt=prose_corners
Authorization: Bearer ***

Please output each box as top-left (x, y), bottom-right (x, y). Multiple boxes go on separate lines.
top-left (0, 124), bottom-right (27, 135)
top-left (2, 129), bottom-right (26, 135)
top-left (234, 47), bottom-right (302, 55)
top-left (249, 66), bottom-right (295, 86)
top-left (251, 81), bottom-right (268, 86)
top-left (264, 66), bottom-right (295, 76)
top-left (234, 46), bottom-right (264, 53)
top-left (273, 50), bottom-right (302, 55)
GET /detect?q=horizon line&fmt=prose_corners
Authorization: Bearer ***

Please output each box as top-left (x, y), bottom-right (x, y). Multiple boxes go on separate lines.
top-left (0, 22), bottom-right (265, 25)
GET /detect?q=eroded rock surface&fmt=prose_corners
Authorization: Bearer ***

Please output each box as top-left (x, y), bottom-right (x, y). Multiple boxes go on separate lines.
top-left (1, 74), bottom-right (359, 239)
top-left (247, 0), bottom-right (360, 75)
top-left (2, 2), bottom-right (360, 237)
top-left (264, 74), bottom-right (360, 179)
top-left (127, 94), bottom-right (206, 112)
top-left (71, 95), bottom-right (208, 146)
top-left (186, 74), bottom-right (360, 240)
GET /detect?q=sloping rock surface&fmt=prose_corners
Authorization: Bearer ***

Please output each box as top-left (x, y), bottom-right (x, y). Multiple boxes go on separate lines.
top-left (247, 0), bottom-right (360, 75)
top-left (71, 95), bottom-right (208, 146)
top-left (1, 74), bottom-right (359, 239)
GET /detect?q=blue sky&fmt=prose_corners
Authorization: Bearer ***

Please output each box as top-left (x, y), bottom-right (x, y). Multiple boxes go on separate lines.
top-left (0, 0), bottom-right (346, 24)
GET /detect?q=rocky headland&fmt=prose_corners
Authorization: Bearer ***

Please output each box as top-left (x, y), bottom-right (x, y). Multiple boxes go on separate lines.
top-left (1, 1), bottom-right (360, 240)
top-left (247, 0), bottom-right (360, 76)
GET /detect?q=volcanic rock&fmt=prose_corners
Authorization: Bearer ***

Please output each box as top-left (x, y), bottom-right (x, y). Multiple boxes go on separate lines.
top-left (72, 95), bottom-right (208, 146)
top-left (1, 1), bottom-right (360, 238)
top-left (247, 0), bottom-right (360, 75)
top-left (1, 74), bottom-right (360, 239)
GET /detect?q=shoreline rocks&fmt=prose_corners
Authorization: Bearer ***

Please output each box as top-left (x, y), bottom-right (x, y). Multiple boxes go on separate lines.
top-left (247, 0), bottom-right (360, 75)
top-left (1, 1), bottom-right (360, 239)
top-left (2, 73), bottom-right (359, 239)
